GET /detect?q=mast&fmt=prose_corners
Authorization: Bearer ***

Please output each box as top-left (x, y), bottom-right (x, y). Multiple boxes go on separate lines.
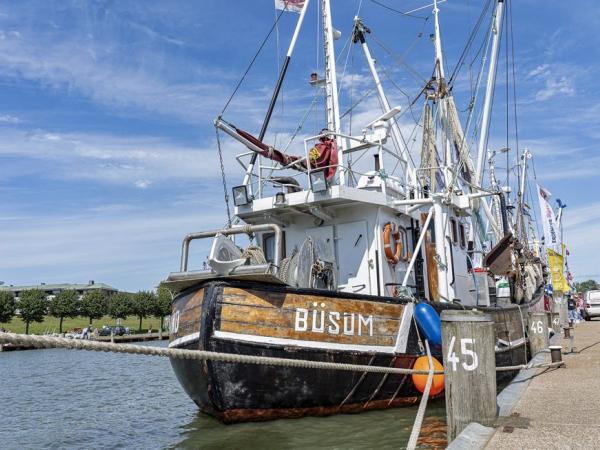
top-left (432, 0), bottom-right (454, 189)
top-left (352, 19), bottom-right (416, 187)
top-left (322, 0), bottom-right (345, 186)
top-left (474, 0), bottom-right (505, 186)
top-left (242, 0), bottom-right (311, 191)
top-left (433, 0), bottom-right (445, 81)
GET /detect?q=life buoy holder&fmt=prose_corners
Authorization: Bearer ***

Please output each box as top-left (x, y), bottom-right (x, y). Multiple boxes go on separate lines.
top-left (383, 222), bottom-right (403, 265)
top-left (383, 223), bottom-right (412, 265)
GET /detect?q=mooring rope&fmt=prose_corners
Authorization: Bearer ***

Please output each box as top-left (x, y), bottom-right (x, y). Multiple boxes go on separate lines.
top-left (0, 333), bottom-right (441, 375)
top-left (0, 333), bottom-right (563, 375)
top-left (407, 340), bottom-right (434, 450)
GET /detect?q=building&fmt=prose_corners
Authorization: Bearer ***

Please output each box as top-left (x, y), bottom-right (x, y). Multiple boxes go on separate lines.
top-left (0, 280), bottom-right (118, 301)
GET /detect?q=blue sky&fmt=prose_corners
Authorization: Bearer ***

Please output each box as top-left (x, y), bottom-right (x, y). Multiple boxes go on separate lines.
top-left (0, 0), bottom-right (598, 291)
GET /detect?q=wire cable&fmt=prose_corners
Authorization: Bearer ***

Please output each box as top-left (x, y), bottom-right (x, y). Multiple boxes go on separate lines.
top-left (220, 8), bottom-right (286, 116)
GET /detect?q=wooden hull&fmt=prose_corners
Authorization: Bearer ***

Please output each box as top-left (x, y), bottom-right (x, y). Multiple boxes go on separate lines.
top-left (168, 280), bottom-right (529, 423)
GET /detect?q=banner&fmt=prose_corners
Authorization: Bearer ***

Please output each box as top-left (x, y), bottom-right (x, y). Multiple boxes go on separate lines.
top-left (274, 0), bottom-right (305, 13)
top-left (536, 184), bottom-right (561, 252)
top-left (547, 248), bottom-right (570, 293)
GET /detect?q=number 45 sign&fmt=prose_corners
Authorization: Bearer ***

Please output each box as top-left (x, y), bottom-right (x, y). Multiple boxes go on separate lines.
top-left (447, 336), bottom-right (479, 371)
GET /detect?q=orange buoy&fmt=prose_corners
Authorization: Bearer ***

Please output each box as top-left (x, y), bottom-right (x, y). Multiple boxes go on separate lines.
top-left (411, 356), bottom-right (445, 397)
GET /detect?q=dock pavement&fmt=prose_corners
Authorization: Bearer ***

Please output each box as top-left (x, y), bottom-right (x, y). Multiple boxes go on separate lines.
top-left (485, 320), bottom-right (600, 449)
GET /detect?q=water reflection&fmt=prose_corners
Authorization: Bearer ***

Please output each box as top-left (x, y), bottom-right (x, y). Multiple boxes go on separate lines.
top-left (172, 400), bottom-right (447, 449)
top-left (1, 341), bottom-right (446, 449)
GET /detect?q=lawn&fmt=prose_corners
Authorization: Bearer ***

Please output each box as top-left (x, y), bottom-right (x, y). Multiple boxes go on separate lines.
top-left (0, 315), bottom-right (166, 335)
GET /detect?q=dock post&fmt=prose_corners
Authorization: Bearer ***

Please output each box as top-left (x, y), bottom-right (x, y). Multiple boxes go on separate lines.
top-left (528, 312), bottom-right (549, 356)
top-left (548, 311), bottom-right (561, 335)
top-left (558, 295), bottom-right (568, 328)
top-left (441, 310), bottom-right (496, 442)
top-left (110, 330), bottom-right (114, 344)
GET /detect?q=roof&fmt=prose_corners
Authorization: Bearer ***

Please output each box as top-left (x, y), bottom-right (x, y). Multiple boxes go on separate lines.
top-left (0, 282), bottom-right (118, 292)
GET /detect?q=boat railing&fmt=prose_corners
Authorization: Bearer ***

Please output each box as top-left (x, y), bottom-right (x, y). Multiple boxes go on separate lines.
top-left (179, 224), bottom-right (284, 272)
top-left (236, 129), bottom-right (410, 200)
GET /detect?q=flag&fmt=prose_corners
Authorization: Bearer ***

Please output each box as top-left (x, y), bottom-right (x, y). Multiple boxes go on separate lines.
top-left (537, 184), bottom-right (561, 252)
top-left (547, 248), bottom-right (570, 293)
top-left (274, 0), bottom-right (305, 13)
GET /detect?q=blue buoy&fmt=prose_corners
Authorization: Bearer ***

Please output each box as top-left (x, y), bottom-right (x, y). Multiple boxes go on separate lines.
top-left (414, 302), bottom-right (442, 347)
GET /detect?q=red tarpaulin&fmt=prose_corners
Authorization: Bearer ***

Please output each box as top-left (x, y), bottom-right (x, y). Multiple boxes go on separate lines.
top-left (236, 128), bottom-right (338, 180)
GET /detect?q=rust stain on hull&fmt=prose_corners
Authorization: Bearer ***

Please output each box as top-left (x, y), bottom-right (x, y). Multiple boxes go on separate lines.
top-left (214, 396), bottom-right (426, 423)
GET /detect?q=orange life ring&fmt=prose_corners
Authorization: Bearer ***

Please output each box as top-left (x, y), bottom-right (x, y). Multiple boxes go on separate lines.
top-left (383, 222), bottom-right (402, 265)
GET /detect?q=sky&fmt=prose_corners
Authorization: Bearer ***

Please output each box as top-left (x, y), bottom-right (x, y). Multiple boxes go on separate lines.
top-left (0, 0), bottom-right (598, 291)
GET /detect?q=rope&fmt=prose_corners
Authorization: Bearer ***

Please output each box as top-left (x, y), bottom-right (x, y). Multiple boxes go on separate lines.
top-left (0, 332), bottom-right (563, 375)
top-left (496, 361), bottom-right (564, 372)
top-left (0, 332), bottom-right (441, 376)
top-left (215, 127), bottom-right (231, 227)
top-left (407, 340), bottom-right (434, 450)
top-left (219, 8), bottom-right (285, 116)
top-left (241, 246), bottom-right (267, 265)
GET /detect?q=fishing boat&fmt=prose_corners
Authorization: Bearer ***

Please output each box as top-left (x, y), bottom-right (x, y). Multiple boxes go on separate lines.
top-left (164, 0), bottom-right (547, 423)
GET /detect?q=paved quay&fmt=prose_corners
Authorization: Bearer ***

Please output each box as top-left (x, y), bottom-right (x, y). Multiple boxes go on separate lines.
top-left (485, 320), bottom-right (600, 449)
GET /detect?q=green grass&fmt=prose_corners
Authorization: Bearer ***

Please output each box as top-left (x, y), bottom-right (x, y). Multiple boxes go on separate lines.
top-left (0, 315), bottom-right (166, 335)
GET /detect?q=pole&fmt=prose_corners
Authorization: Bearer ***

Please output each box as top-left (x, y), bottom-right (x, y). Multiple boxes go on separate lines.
top-left (353, 19), bottom-right (415, 186)
top-left (322, 0), bottom-right (345, 186)
top-left (475, 0), bottom-right (505, 187)
top-left (433, 196), bottom-right (450, 301)
top-left (528, 312), bottom-right (549, 357)
top-left (402, 207), bottom-right (435, 287)
top-left (441, 310), bottom-right (497, 442)
top-left (242, 0), bottom-right (311, 190)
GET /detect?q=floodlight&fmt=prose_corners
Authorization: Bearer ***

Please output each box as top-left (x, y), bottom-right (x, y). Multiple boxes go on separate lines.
top-left (232, 185), bottom-right (251, 207)
top-left (310, 170), bottom-right (328, 193)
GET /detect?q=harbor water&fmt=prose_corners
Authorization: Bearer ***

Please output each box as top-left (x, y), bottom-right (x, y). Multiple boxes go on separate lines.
top-left (1, 341), bottom-right (447, 449)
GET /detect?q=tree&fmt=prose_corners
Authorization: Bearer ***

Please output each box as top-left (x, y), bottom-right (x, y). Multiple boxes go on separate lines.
top-left (80, 291), bottom-right (108, 325)
top-left (131, 291), bottom-right (155, 332)
top-left (19, 289), bottom-right (47, 334)
top-left (0, 291), bottom-right (16, 324)
top-left (49, 290), bottom-right (79, 333)
top-left (574, 279), bottom-right (600, 293)
top-left (153, 284), bottom-right (175, 334)
top-left (109, 292), bottom-right (132, 321)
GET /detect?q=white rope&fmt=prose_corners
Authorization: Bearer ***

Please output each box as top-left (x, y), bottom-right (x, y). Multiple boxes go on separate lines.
top-left (0, 332), bottom-right (439, 375)
top-left (0, 332), bottom-right (562, 374)
top-left (407, 340), bottom-right (434, 450)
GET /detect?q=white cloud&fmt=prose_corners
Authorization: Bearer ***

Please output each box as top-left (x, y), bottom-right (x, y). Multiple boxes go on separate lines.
top-left (0, 114), bottom-right (21, 124)
top-left (535, 76), bottom-right (575, 102)
top-left (134, 179), bottom-right (152, 189)
top-left (563, 202), bottom-right (600, 281)
top-left (0, 128), bottom-right (237, 187)
top-left (0, 11), bottom-right (266, 125)
top-left (0, 201), bottom-right (225, 291)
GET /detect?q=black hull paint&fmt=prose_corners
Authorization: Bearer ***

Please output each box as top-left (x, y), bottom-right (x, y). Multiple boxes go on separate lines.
top-left (169, 280), bottom-right (530, 423)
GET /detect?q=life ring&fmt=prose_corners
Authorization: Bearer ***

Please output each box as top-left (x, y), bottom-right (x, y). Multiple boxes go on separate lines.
top-left (383, 222), bottom-right (402, 265)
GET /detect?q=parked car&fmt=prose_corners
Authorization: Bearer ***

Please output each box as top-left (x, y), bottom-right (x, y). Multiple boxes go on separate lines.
top-left (98, 325), bottom-right (128, 336)
top-left (583, 290), bottom-right (600, 321)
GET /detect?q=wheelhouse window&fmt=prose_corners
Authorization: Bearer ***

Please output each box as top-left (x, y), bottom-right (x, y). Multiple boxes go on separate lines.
top-left (459, 223), bottom-right (466, 249)
top-left (262, 232), bottom-right (286, 263)
top-left (450, 218), bottom-right (458, 245)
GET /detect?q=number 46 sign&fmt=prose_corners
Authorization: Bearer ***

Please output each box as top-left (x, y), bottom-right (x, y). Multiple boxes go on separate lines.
top-left (446, 336), bottom-right (479, 371)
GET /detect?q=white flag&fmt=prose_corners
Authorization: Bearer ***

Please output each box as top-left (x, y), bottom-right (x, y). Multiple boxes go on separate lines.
top-left (274, 0), bottom-right (305, 13)
top-left (537, 184), bottom-right (561, 252)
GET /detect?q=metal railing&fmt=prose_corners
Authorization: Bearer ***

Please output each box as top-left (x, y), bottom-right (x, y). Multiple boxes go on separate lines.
top-left (180, 224), bottom-right (283, 272)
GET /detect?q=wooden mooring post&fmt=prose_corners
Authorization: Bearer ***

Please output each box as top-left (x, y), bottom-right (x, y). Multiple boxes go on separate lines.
top-left (528, 312), bottom-right (549, 356)
top-left (547, 311), bottom-right (561, 335)
top-left (441, 310), bottom-right (497, 442)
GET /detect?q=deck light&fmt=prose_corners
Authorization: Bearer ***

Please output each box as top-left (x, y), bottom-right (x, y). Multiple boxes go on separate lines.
top-left (232, 185), bottom-right (251, 206)
top-left (274, 191), bottom-right (286, 206)
top-left (310, 170), bottom-right (328, 193)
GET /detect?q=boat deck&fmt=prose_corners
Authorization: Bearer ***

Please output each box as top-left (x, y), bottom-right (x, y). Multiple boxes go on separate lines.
top-left (485, 320), bottom-right (600, 449)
